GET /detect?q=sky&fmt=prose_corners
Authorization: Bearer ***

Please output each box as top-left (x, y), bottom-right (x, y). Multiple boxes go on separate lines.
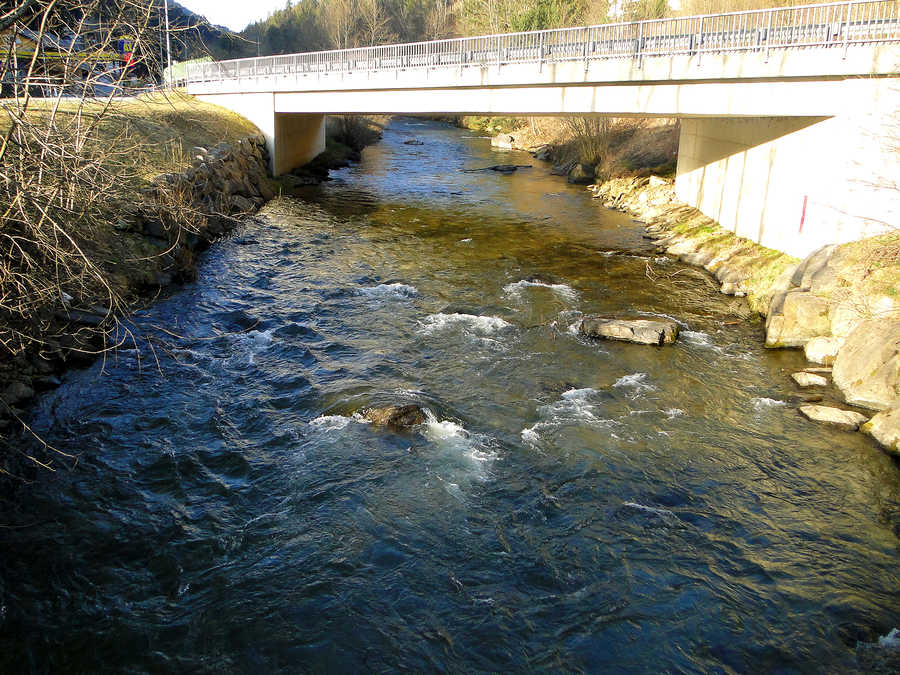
top-left (176, 1), bottom-right (289, 32)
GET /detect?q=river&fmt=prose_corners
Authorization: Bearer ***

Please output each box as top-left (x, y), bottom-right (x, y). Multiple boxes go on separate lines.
top-left (1, 118), bottom-right (899, 672)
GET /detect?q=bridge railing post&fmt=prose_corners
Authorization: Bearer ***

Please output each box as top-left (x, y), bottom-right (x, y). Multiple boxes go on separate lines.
top-left (538, 32), bottom-right (544, 73)
top-left (764, 9), bottom-right (773, 61)
top-left (842, 0), bottom-right (854, 58)
top-left (635, 20), bottom-right (644, 68)
top-left (698, 16), bottom-right (705, 64)
top-left (582, 27), bottom-right (589, 71)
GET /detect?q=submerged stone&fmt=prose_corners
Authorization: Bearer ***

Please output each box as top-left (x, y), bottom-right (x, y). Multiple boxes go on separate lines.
top-left (580, 316), bottom-right (678, 345)
top-left (362, 404), bottom-right (426, 430)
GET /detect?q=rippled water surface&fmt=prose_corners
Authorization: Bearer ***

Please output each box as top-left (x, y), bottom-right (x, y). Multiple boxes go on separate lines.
top-left (2, 119), bottom-right (899, 673)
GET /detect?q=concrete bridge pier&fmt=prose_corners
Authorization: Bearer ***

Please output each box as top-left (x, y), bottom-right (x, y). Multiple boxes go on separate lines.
top-left (195, 92), bottom-right (325, 176)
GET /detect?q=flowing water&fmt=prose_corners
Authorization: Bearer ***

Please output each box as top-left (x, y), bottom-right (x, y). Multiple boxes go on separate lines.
top-left (2, 119), bottom-right (899, 673)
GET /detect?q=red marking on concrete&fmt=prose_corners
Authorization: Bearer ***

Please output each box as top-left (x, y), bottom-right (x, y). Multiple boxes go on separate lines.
top-left (799, 195), bottom-right (808, 233)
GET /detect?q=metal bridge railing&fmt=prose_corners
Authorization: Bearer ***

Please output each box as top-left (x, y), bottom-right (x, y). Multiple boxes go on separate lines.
top-left (181, 0), bottom-right (900, 86)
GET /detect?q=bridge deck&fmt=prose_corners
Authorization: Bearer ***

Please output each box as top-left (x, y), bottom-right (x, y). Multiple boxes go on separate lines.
top-left (180, 0), bottom-right (899, 92)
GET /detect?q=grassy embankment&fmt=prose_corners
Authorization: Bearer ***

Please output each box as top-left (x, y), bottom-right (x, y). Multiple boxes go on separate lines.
top-left (1, 92), bottom-right (260, 307)
top-left (1, 94), bottom-right (384, 363)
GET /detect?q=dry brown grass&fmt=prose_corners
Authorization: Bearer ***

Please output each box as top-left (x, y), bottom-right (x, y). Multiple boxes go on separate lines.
top-left (4, 93), bottom-right (259, 178)
top-left (835, 232), bottom-right (900, 302)
top-left (0, 91), bottom-right (261, 359)
top-left (511, 116), bottom-right (679, 179)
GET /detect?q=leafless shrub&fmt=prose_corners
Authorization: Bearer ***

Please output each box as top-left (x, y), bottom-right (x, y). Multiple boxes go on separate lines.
top-left (0, 0), bottom-right (193, 359)
top-left (561, 116), bottom-right (614, 168)
top-left (557, 117), bottom-right (676, 180)
top-left (327, 114), bottom-right (384, 152)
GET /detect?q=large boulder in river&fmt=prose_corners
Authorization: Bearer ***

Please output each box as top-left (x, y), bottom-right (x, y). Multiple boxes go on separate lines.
top-left (833, 320), bottom-right (900, 410)
top-left (765, 289), bottom-right (831, 348)
top-left (580, 316), bottom-right (678, 346)
top-left (362, 404), bottom-right (426, 430)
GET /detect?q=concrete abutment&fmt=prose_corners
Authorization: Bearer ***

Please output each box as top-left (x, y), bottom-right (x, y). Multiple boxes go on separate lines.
top-left (195, 92), bottom-right (325, 175)
top-left (674, 83), bottom-right (899, 258)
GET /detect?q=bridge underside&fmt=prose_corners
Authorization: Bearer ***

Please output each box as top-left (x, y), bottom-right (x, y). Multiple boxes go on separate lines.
top-left (194, 47), bottom-right (899, 258)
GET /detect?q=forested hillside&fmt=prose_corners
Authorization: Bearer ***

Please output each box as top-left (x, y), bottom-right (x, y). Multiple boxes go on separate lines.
top-left (206, 0), bottom-right (811, 60)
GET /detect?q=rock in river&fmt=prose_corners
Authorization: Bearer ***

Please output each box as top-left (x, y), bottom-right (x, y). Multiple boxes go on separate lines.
top-left (362, 404), bottom-right (426, 430)
top-left (580, 316), bottom-right (679, 346)
top-left (804, 336), bottom-right (843, 366)
top-left (833, 319), bottom-right (900, 410)
top-left (861, 405), bottom-right (900, 456)
top-left (799, 405), bottom-right (868, 431)
top-left (792, 372), bottom-right (829, 387)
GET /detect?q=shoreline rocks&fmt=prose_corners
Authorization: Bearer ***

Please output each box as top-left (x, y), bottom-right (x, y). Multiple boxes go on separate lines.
top-left (792, 372), bottom-right (829, 387)
top-left (127, 135), bottom-right (273, 249)
top-left (832, 320), bottom-right (900, 411)
top-left (580, 316), bottom-right (679, 346)
top-left (861, 406), bottom-right (900, 455)
top-left (804, 336), bottom-right (843, 365)
top-left (799, 405), bottom-right (868, 431)
top-left (567, 163), bottom-right (596, 184)
top-left (584, 173), bottom-right (900, 457)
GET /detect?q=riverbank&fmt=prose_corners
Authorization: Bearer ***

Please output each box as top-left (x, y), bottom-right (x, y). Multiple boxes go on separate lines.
top-left (462, 116), bottom-right (678, 185)
top-left (0, 96), bottom-right (381, 475)
top-left (584, 174), bottom-right (900, 456)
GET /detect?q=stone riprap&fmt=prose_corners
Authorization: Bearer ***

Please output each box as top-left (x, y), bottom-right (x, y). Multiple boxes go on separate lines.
top-left (128, 135), bottom-right (273, 252)
top-left (792, 372), bottom-right (829, 387)
top-left (135, 135), bottom-right (275, 240)
top-left (861, 405), bottom-right (900, 455)
top-left (833, 320), bottom-right (900, 411)
top-left (585, 174), bottom-right (900, 456)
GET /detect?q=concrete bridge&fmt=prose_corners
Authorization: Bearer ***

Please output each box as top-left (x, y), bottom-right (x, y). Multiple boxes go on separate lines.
top-left (182, 1), bottom-right (900, 257)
